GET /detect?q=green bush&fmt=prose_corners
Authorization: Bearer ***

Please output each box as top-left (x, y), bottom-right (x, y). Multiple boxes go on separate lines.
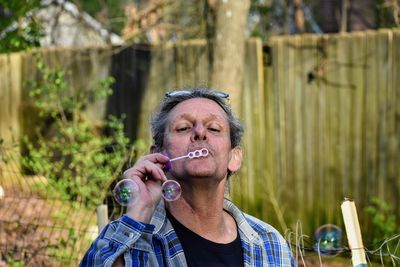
top-left (21, 57), bottom-right (131, 209)
top-left (0, 0), bottom-right (43, 53)
top-left (364, 197), bottom-right (399, 264)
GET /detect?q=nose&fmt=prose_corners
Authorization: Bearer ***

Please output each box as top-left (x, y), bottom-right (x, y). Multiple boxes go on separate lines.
top-left (190, 123), bottom-right (207, 142)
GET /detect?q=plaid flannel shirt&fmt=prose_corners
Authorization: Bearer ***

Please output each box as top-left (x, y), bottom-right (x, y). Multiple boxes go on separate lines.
top-left (79, 198), bottom-right (295, 267)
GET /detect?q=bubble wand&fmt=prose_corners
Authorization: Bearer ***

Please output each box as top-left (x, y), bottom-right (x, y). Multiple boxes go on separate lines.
top-left (113, 148), bottom-right (209, 206)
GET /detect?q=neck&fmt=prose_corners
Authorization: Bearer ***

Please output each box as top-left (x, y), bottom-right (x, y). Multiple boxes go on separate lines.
top-left (166, 179), bottom-right (237, 243)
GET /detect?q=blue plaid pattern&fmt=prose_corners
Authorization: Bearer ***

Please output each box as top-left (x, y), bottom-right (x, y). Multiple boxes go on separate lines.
top-left (79, 199), bottom-right (295, 267)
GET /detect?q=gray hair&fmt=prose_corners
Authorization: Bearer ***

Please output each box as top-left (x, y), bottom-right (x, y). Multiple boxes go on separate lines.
top-left (150, 87), bottom-right (244, 149)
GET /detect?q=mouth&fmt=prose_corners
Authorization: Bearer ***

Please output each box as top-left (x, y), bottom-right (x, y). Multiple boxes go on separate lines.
top-left (189, 146), bottom-right (204, 152)
top-left (188, 145), bottom-right (212, 153)
top-left (187, 147), bottom-right (209, 159)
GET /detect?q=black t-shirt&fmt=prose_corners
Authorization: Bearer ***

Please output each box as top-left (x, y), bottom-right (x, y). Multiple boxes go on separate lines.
top-left (166, 210), bottom-right (244, 267)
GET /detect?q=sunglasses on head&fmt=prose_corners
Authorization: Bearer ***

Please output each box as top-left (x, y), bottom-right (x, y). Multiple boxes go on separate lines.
top-left (165, 90), bottom-right (229, 99)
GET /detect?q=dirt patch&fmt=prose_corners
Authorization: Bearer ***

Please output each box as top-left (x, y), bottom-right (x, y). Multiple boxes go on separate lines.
top-left (0, 196), bottom-right (64, 266)
top-left (298, 255), bottom-right (351, 266)
top-left (0, 184), bottom-right (97, 267)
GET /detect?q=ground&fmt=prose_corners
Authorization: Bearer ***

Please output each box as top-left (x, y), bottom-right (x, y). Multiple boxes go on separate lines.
top-left (0, 184), bottom-right (354, 267)
top-left (0, 182), bottom-right (96, 267)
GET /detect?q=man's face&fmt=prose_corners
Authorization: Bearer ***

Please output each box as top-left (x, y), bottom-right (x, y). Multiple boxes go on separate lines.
top-left (163, 98), bottom-right (235, 180)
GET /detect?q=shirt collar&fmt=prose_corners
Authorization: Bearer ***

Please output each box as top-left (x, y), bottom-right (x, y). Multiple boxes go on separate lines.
top-left (223, 198), bottom-right (262, 244)
top-left (150, 198), bottom-right (261, 244)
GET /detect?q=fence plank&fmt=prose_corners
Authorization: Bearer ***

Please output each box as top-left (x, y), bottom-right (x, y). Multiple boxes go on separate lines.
top-left (350, 32), bottom-right (366, 203)
top-left (235, 38), bottom-right (264, 212)
top-left (337, 33), bottom-right (353, 215)
top-left (302, 34), bottom-right (322, 229)
top-left (0, 54), bottom-right (22, 146)
top-left (263, 43), bottom-right (279, 226)
top-left (388, 30), bottom-right (400, 213)
top-left (376, 30), bottom-right (391, 201)
top-left (273, 36), bottom-right (287, 199)
top-left (364, 31), bottom-right (379, 203)
top-left (0, 53), bottom-right (22, 183)
top-left (322, 34), bottom-right (340, 227)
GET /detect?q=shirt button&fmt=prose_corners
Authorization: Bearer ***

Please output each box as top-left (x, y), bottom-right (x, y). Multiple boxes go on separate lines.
top-left (128, 233), bottom-right (134, 238)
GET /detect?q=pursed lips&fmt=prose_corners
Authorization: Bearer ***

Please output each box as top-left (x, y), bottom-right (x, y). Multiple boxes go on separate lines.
top-left (187, 146), bottom-right (212, 156)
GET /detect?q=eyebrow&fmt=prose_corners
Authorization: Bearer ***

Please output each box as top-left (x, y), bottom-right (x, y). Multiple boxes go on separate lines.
top-left (171, 113), bottom-right (227, 124)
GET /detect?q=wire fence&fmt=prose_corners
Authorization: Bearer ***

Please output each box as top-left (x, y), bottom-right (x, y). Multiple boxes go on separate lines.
top-left (0, 144), bottom-right (107, 266)
top-left (1, 144), bottom-right (399, 266)
top-left (285, 221), bottom-right (400, 266)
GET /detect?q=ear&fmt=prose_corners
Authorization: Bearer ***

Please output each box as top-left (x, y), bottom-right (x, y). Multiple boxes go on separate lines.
top-left (228, 146), bottom-right (242, 173)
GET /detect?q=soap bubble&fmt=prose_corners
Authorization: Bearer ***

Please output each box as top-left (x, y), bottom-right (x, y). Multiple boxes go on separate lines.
top-left (313, 224), bottom-right (343, 256)
top-left (162, 180), bottom-right (181, 201)
top-left (113, 179), bottom-right (182, 205)
top-left (113, 179), bottom-right (139, 206)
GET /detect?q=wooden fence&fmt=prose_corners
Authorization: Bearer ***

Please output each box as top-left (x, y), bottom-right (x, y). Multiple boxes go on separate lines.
top-left (260, 30), bottom-right (400, 234)
top-left (1, 30), bottom-right (399, 240)
top-left (129, 31), bottom-right (400, 237)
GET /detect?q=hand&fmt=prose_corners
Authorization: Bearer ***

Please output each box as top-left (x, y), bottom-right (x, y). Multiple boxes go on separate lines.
top-left (122, 153), bottom-right (169, 223)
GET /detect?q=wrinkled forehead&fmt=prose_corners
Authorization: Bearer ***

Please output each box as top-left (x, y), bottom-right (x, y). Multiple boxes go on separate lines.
top-left (166, 98), bottom-right (229, 121)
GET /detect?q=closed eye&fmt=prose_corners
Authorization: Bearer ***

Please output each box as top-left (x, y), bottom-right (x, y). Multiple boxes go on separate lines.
top-left (177, 127), bottom-right (190, 132)
top-left (208, 127), bottom-right (220, 132)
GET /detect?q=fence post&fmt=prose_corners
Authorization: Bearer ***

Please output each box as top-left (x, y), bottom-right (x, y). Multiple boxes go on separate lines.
top-left (96, 204), bottom-right (108, 233)
top-left (341, 198), bottom-right (367, 267)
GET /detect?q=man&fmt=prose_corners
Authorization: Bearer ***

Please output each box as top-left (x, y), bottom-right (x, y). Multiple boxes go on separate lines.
top-left (80, 88), bottom-right (295, 266)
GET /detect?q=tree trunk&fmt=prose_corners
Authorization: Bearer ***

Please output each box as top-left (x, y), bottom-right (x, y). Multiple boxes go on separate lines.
top-left (348, 0), bottom-right (377, 31)
top-left (318, 0), bottom-right (377, 33)
top-left (318, 0), bottom-right (341, 33)
top-left (340, 0), bottom-right (349, 32)
top-left (294, 0), bottom-right (305, 33)
top-left (210, 0), bottom-right (250, 114)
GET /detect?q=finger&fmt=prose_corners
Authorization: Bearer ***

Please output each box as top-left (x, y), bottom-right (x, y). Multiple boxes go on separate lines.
top-left (131, 154), bottom-right (170, 172)
top-left (141, 164), bottom-right (167, 183)
top-left (154, 165), bottom-right (168, 183)
top-left (123, 162), bottom-right (167, 183)
top-left (140, 153), bottom-right (170, 165)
